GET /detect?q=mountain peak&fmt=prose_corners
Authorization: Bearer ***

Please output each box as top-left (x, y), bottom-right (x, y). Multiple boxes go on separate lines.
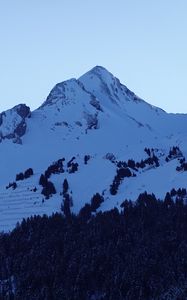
top-left (40, 65), bottom-right (160, 115)
top-left (79, 65), bottom-right (142, 107)
top-left (88, 65), bottom-right (111, 74)
top-left (40, 66), bottom-right (117, 109)
top-left (79, 65), bottom-right (115, 83)
top-left (40, 78), bottom-right (78, 108)
top-left (1, 66), bottom-right (187, 232)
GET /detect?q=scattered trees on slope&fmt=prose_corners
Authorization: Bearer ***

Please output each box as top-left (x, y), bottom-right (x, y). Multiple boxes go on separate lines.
top-left (16, 168), bottom-right (34, 181)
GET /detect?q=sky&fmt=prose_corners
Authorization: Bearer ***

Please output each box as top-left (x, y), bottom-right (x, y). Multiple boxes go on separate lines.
top-left (0, 0), bottom-right (187, 113)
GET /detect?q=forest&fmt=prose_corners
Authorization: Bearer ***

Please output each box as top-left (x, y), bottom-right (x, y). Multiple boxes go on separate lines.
top-left (1, 192), bottom-right (187, 299)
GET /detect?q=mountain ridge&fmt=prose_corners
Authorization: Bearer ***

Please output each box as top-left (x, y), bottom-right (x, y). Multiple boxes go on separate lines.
top-left (1, 66), bottom-right (187, 231)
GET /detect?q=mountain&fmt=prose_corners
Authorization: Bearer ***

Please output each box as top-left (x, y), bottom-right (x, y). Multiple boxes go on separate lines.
top-left (1, 65), bottom-right (187, 231)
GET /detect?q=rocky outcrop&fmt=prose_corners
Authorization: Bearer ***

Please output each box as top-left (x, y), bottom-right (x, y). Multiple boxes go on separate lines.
top-left (0, 104), bottom-right (31, 144)
top-left (83, 111), bottom-right (99, 130)
top-left (16, 104), bottom-right (31, 119)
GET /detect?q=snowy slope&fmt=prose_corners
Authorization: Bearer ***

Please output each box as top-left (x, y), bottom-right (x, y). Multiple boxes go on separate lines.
top-left (1, 66), bottom-right (187, 231)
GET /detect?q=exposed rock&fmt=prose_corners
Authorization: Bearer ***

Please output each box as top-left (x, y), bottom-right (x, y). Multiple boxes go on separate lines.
top-left (105, 153), bottom-right (116, 163)
top-left (15, 104), bottom-right (31, 118)
top-left (84, 111), bottom-right (99, 130)
top-left (89, 98), bottom-right (103, 112)
top-left (0, 104), bottom-right (31, 144)
top-left (5, 133), bottom-right (15, 140)
top-left (75, 121), bottom-right (82, 127)
top-left (0, 112), bottom-right (5, 126)
top-left (14, 120), bottom-right (27, 137)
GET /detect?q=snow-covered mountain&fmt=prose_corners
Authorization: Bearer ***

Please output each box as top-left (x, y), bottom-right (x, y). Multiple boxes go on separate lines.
top-left (1, 66), bottom-right (187, 231)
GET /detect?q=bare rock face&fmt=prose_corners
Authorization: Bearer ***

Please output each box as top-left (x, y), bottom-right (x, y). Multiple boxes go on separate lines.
top-left (89, 98), bottom-right (103, 112)
top-left (0, 104), bottom-right (31, 144)
top-left (14, 119), bottom-right (27, 137)
top-left (83, 111), bottom-right (99, 130)
top-left (16, 104), bottom-right (31, 119)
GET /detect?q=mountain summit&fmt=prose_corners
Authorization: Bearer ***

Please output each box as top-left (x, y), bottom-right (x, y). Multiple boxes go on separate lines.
top-left (1, 66), bottom-right (187, 231)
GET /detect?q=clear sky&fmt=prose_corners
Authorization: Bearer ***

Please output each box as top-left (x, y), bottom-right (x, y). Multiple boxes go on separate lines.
top-left (0, 0), bottom-right (187, 113)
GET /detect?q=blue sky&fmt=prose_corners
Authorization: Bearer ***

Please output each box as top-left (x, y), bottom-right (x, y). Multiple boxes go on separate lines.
top-left (0, 0), bottom-right (187, 113)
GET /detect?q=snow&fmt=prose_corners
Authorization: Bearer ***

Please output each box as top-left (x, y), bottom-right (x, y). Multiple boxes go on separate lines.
top-left (0, 108), bottom-right (22, 137)
top-left (1, 66), bottom-right (187, 231)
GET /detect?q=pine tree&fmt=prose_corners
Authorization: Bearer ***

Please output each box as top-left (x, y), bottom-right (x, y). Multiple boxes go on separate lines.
top-left (63, 179), bottom-right (69, 195)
